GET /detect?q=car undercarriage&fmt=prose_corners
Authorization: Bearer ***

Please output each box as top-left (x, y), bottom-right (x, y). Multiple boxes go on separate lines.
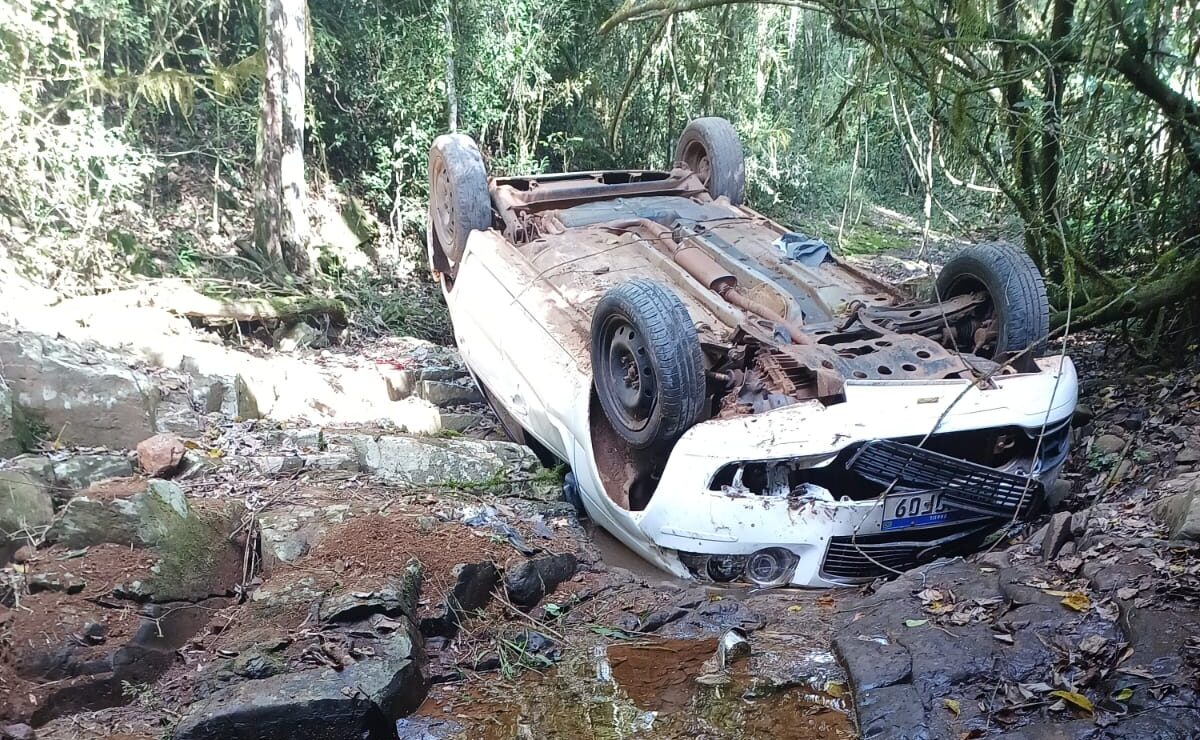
top-left (427, 117), bottom-right (1076, 587)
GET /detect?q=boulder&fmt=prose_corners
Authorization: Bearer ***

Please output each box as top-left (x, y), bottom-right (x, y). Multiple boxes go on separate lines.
top-left (1153, 475), bottom-right (1200, 541)
top-left (351, 435), bottom-right (539, 486)
top-left (503, 554), bottom-right (577, 608)
top-left (49, 480), bottom-right (245, 601)
top-left (0, 331), bottom-right (200, 449)
top-left (0, 374), bottom-right (31, 457)
top-left (1040, 511), bottom-right (1074, 560)
top-left (417, 379), bottom-right (483, 408)
top-left (51, 454), bottom-right (135, 494)
top-left (420, 562), bottom-right (500, 638)
top-left (137, 433), bottom-right (186, 477)
top-left (0, 471), bottom-right (53, 560)
top-left (181, 356), bottom-right (261, 420)
top-left (171, 632), bottom-right (426, 740)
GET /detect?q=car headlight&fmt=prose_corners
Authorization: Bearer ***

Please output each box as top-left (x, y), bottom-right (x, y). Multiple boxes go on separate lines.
top-left (679, 548), bottom-right (798, 587)
top-left (744, 547), bottom-right (798, 587)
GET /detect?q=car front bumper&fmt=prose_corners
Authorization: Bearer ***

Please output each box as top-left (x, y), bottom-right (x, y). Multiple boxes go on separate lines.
top-left (632, 355), bottom-right (1078, 587)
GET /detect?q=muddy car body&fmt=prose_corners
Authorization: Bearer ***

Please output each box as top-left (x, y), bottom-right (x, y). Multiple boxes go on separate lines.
top-left (427, 118), bottom-right (1077, 588)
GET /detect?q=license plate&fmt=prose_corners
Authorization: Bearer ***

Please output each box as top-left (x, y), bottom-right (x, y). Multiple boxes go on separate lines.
top-left (881, 491), bottom-right (971, 531)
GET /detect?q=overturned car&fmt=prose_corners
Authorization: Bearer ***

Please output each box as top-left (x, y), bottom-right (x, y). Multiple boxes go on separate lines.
top-left (426, 117), bottom-right (1076, 588)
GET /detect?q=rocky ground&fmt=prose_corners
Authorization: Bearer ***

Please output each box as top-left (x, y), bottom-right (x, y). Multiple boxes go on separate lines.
top-left (1, 267), bottom-right (1198, 739)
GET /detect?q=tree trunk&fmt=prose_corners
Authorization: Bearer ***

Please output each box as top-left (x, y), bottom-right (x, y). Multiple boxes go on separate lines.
top-left (254, 0), bottom-right (310, 278)
top-left (445, 0), bottom-right (458, 132)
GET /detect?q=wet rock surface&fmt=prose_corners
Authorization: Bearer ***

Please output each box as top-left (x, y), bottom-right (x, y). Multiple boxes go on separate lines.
top-left (831, 341), bottom-right (1200, 739)
top-left (172, 633), bottom-right (424, 740)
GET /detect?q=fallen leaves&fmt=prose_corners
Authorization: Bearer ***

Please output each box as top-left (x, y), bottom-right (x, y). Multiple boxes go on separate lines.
top-left (942, 697), bottom-right (961, 716)
top-left (1049, 689), bottom-right (1094, 713)
top-left (904, 618), bottom-right (928, 628)
top-left (1059, 591), bottom-right (1092, 612)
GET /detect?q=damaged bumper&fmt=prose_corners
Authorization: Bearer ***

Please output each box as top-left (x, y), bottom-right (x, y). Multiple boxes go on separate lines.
top-left (633, 356), bottom-right (1077, 587)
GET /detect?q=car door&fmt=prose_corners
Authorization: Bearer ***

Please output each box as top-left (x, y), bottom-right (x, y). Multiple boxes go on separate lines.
top-left (449, 235), bottom-right (572, 459)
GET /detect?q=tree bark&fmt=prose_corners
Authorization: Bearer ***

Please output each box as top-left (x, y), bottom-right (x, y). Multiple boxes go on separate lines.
top-left (254, 0), bottom-right (310, 278)
top-left (444, 0), bottom-right (458, 132)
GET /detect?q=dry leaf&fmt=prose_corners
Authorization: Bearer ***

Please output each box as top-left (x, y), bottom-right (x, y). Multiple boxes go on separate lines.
top-left (1049, 690), bottom-right (1094, 713)
top-left (1113, 687), bottom-right (1134, 701)
top-left (787, 605), bottom-right (803, 612)
top-left (1060, 592), bottom-right (1091, 611)
top-left (824, 681), bottom-right (847, 698)
top-left (1116, 586), bottom-right (1139, 600)
top-left (993, 633), bottom-right (1015, 644)
top-left (942, 698), bottom-right (961, 716)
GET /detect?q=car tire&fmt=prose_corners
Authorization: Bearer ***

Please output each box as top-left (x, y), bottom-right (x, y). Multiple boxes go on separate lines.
top-left (591, 279), bottom-right (706, 450)
top-left (427, 134), bottom-right (491, 279)
top-left (674, 117), bottom-right (746, 205)
top-left (936, 242), bottom-right (1049, 370)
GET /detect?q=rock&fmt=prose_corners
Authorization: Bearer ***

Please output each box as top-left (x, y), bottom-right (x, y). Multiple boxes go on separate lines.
top-left (1040, 511), bottom-right (1074, 560)
top-left (976, 550), bottom-right (1011, 570)
top-left (301, 452), bottom-right (359, 472)
top-left (182, 356), bottom-right (261, 420)
top-left (259, 503), bottom-right (353, 568)
top-left (503, 554), bottom-right (578, 608)
top-left (1071, 404), bottom-right (1094, 427)
top-left (1177, 447), bottom-right (1200, 465)
top-left (856, 685), bottom-right (929, 740)
top-left (50, 454), bottom-right (135, 496)
top-left (0, 471), bottom-right (53, 561)
top-left (0, 331), bottom-right (199, 449)
top-left (1045, 478), bottom-right (1072, 510)
top-left (833, 633), bottom-right (910, 692)
top-left (275, 322), bottom-right (321, 353)
top-left (49, 480), bottom-right (245, 602)
top-left (0, 374), bottom-right (31, 457)
top-left (418, 379), bottom-right (483, 407)
top-left (438, 412), bottom-right (488, 433)
top-left (171, 632), bottom-right (426, 740)
top-left (1153, 480), bottom-right (1200, 542)
top-left (137, 433), bottom-right (186, 477)
top-left (1070, 511), bottom-right (1089, 537)
top-left (27, 572), bottom-right (85, 595)
top-left (231, 651), bottom-right (285, 681)
top-left (1093, 433), bottom-right (1126, 455)
top-left (420, 561), bottom-right (500, 638)
top-left (393, 716), bottom-right (463, 740)
top-left (0, 723), bottom-right (35, 740)
top-left (319, 582), bottom-right (412, 623)
top-left (351, 435), bottom-right (539, 486)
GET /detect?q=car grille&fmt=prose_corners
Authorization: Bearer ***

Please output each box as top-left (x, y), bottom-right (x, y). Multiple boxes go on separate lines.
top-left (821, 522), bottom-right (995, 581)
top-left (848, 439), bottom-right (1044, 519)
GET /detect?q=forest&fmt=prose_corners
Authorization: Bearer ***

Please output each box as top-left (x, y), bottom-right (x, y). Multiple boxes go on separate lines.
top-left (2, 0), bottom-right (1197, 351)
top-left (3, 2), bottom-right (1200, 738)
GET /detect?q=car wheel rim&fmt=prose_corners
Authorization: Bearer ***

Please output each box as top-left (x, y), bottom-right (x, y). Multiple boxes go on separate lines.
top-left (599, 314), bottom-right (655, 431)
top-left (430, 157), bottom-right (456, 258)
top-left (682, 141), bottom-right (712, 187)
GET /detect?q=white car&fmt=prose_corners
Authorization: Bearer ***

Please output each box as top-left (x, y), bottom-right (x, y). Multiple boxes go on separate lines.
top-left (426, 118), bottom-right (1077, 588)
